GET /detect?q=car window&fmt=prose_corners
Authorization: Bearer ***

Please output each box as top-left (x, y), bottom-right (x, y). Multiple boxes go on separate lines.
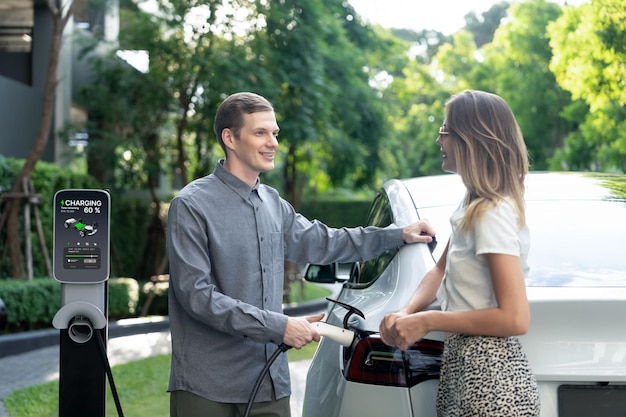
top-left (344, 191), bottom-right (399, 288)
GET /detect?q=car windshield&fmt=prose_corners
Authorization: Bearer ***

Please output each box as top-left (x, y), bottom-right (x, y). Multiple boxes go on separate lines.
top-left (420, 199), bottom-right (626, 288)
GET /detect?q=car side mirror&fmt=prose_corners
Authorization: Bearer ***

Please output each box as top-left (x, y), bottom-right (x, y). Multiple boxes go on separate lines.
top-left (303, 263), bottom-right (349, 283)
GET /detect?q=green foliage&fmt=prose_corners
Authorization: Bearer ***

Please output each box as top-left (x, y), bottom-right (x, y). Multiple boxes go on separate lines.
top-left (464, 1), bottom-right (511, 48)
top-left (0, 277), bottom-right (141, 332)
top-left (380, 59), bottom-right (449, 180)
top-left (0, 278), bottom-right (60, 332)
top-left (108, 277), bottom-right (140, 319)
top-left (548, 0), bottom-right (626, 172)
top-left (475, 0), bottom-right (574, 169)
top-left (109, 197), bottom-right (153, 279)
top-left (299, 199), bottom-right (371, 228)
top-left (249, 0), bottom-right (393, 204)
top-left (138, 279), bottom-right (169, 316)
top-left (287, 280), bottom-right (333, 304)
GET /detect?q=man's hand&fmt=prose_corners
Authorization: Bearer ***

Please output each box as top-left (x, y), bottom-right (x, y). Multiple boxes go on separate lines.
top-left (283, 313), bottom-right (325, 349)
top-left (402, 220), bottom-right (436, 244)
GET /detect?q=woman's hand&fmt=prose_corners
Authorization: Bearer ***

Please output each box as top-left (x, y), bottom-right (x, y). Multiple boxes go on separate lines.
top-left (379, 312), bottom-right (406, 347)
top-left (380, 312), bottom-right (431, 351)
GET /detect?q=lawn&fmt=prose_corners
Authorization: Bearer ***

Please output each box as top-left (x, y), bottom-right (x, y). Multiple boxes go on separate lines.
top-left (4, 342), bottom-right (319, 417)
top-left (4, 281), bottom-right (328, 417)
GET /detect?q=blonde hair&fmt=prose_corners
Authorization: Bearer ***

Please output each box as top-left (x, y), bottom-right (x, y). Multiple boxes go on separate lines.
top-left (444, 90), bottom-right (528, 233)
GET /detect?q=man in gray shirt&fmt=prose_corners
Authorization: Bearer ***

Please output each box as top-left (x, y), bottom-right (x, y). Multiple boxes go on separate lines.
top-left (167, 92), bottom-right (435, 417)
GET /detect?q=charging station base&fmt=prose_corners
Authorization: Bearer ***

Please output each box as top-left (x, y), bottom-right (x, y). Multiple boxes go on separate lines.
top-left (58, 328), bottom-right (107, 417)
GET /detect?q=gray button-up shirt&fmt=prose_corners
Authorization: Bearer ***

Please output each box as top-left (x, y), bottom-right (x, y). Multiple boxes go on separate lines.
top-left (166, 161), bottom-right (404, 403)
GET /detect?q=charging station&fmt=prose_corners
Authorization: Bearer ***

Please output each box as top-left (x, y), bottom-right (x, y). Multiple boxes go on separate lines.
top-left (52, 189), bottom-right (110, 417)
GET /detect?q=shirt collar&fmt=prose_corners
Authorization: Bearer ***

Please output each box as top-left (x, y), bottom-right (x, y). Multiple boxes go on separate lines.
top-left (214, 159), bottom-right (262, 200)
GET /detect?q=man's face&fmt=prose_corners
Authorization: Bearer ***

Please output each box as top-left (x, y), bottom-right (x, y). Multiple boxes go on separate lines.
top-left (223, 110), bottom-right (279, 185)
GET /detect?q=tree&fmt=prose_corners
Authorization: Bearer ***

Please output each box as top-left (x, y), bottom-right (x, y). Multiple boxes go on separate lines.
top-left (380, 58), bottom-right (451, 179)
top-left (433, 29), bottom-right (481, 91)
top-left (390, 28), bottom-right (452, 65)
top-left (548, 0), bottom-right (626, 171)
top-left (478, 0), bottom-right (574, 169)
top-left (464, 1), bottom-right (511, 48)
top-left (0, 0), bottom-right (75, 279)
top-left (249, 0), bottom-right (390, 207)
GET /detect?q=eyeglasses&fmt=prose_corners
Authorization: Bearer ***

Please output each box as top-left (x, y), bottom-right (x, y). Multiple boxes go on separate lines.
top-left (438, 125), bottom-right (449, 135)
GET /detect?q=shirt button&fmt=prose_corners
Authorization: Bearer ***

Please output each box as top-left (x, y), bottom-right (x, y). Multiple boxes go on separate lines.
top-left (260, 237), bottom-right (264, 242)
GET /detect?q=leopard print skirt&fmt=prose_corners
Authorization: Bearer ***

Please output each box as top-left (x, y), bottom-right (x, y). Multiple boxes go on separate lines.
top-left (436, 334), bottom-right (540, 417)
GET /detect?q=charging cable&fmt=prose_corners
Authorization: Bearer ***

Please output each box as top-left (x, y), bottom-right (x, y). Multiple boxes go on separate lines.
top-left (95, 330), bottom-right (126, 417)
top-left (243, 343), bottom-right (292, 417)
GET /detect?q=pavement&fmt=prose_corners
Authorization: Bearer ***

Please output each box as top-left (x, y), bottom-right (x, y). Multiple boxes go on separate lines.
top-left (0, 297), bottom-right (331, 417)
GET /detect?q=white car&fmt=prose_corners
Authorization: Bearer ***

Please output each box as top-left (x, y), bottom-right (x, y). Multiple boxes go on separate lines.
top-left (302, 172), bottom-right (626, 417)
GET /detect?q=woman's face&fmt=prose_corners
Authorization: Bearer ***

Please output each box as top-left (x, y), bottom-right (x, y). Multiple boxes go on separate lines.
top-left (436, 123), bottom-right (457, 173)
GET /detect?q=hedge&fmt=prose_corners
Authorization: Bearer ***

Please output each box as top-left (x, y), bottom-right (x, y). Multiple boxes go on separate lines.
top-left (0, 277), bottom-right (142, 334)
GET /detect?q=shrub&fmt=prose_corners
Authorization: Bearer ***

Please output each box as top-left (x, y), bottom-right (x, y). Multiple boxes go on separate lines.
top-left (0, 278), bottom-right (60, 332)
top-left (108, 277), bottom-right (140, 320)
top-left (0, 277), bottom-right (140, 333)
top-left (138, 279), bottom-right (168, 316)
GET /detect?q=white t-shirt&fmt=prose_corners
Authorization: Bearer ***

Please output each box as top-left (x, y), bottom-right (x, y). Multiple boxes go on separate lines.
top-left (441, 198), bottom-right (530, 312)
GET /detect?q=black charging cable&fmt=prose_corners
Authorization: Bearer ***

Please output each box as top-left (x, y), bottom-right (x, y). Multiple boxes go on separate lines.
top-left (243, 343), bottom-right (292, 417)
top-left (92, 328), bottom-right (288, 417)
top-left (95, 330), bottom-right (126, 417)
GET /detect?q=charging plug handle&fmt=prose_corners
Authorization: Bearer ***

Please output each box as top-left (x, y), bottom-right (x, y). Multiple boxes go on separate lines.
top-left (312, 322), bottom-right (355, 347)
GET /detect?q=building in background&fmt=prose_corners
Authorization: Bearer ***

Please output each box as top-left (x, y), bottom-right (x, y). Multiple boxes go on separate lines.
top-left (0, 0), bottom-right (119, 165)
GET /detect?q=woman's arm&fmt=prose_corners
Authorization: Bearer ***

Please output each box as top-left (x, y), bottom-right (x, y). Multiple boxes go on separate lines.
top-left (400, 240), bottom-right (449, 314)
top-left (379, 240), bottom-right (449, 345)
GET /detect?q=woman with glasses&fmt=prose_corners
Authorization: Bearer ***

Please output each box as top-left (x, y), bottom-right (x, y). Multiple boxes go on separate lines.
top-left (379, 90), bottom-right (540, 417)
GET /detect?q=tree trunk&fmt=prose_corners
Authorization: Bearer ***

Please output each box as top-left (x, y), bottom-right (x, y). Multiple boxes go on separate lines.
top-left (284, 143), bottom-right (301, 211)
top-left (4, 0), bottom-right (72, 278)
top-left (139, 135), bottom-right (167, 280)
top-left (175, 110), bottom-right (190, 187)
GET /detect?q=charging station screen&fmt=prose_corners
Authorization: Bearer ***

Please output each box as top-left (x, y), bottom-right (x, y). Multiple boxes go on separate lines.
top-left (53, 189), bottom-right (110, 283)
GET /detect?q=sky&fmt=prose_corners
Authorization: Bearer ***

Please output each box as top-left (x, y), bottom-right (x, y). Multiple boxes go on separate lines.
top-left (348, 0), bottom-right (587, 35)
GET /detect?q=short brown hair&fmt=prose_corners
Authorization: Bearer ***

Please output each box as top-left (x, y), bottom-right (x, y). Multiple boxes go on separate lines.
top-left (214, 92), bottom-right (274, 154)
